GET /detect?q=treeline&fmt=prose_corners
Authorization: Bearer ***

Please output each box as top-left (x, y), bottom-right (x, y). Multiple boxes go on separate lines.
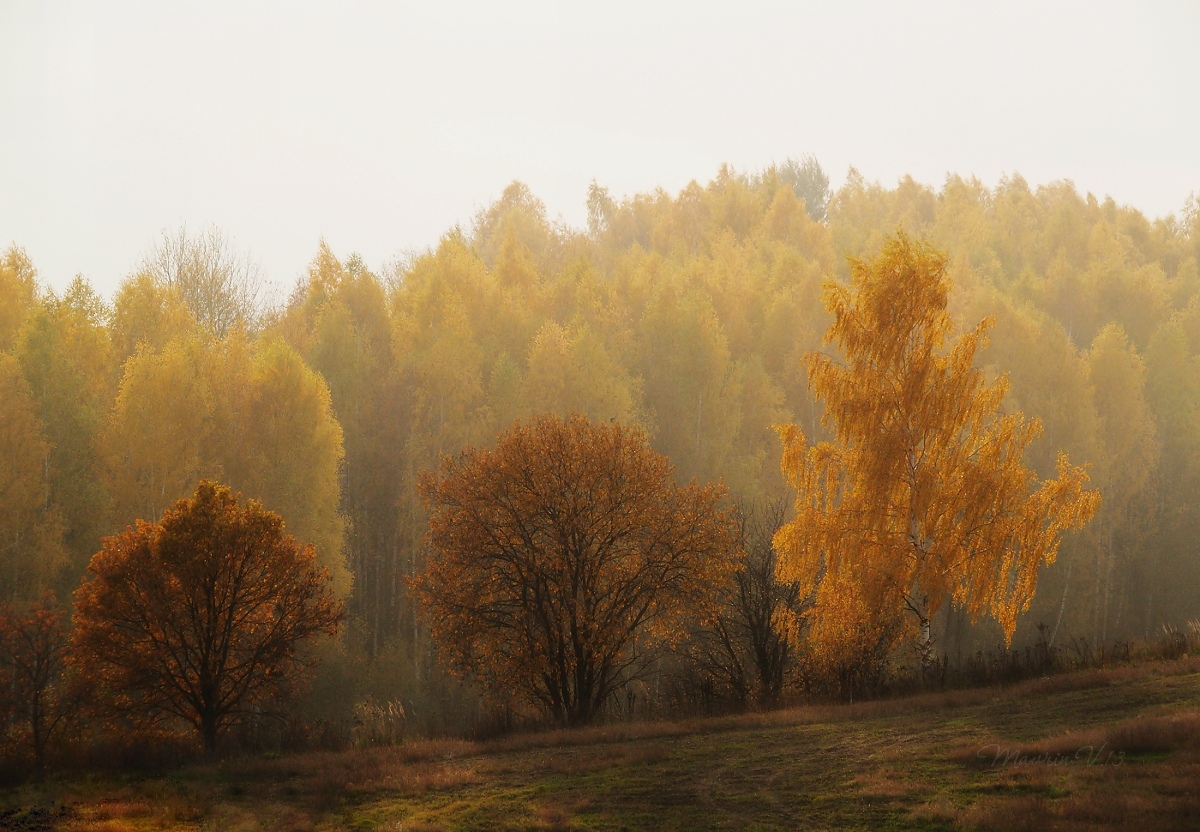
top-left (1, 161), bottom-right (1199, 729)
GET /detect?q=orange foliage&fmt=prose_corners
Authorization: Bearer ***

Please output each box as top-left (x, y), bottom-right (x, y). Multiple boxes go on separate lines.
top-left (71, 481), bottom-right (344, 751)
top-left (413, 414), bottom-right (737, 726)
top-left (0, 594), bottom-right (73, 772)
top-left (775, 233), bottom-right (1100, 670)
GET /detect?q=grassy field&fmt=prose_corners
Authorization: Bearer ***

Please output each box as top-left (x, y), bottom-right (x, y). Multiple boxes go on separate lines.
top-left (7, 657), bottom-right (1200, 831)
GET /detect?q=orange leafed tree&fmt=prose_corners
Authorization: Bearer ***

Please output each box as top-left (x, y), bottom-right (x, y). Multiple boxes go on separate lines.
top-left (72, 481), bottom-right (344, 751)
top-left (0, 594), bottom-right (75, 774)
top-left (413, 414), bottom-right (737, 726)
top-left (774, 233), bottom-right (1100, 672)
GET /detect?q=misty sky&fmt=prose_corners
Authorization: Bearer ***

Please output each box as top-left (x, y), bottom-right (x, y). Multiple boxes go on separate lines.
top-left (1, 1), bottom-right (1197, 299)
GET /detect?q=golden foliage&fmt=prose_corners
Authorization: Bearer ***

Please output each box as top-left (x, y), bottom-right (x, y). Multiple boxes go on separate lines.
top-left (0, 354), bottom-right (65, 599)
top-left (102, 334), bottom-right (349, 594)
top-left (3, 163), bottom-right (1196, 728)
top-left (775, 233), bottom-right (1100, 658)
top-left (0, 246), bottom-right (38, 352)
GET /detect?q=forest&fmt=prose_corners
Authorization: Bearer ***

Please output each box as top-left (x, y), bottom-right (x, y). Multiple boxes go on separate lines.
top-left (2, 159), bottom-right (1200, 763)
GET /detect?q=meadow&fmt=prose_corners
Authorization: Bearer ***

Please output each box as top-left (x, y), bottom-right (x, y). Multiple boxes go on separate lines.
top-left (6, 656), bottom-right (1200, 831)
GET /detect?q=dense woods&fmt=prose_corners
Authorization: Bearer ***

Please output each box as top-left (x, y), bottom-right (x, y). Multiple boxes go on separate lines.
top-left (2, 161), bottom-right (1199, 759)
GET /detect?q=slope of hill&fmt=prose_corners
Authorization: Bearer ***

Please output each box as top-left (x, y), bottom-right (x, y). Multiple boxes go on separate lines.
top-left (5, 656), bottom-right (1200, 831)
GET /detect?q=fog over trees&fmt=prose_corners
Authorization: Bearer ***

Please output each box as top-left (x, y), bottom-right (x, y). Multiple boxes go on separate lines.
top-left (2, 161), bottom-right (1199, 743)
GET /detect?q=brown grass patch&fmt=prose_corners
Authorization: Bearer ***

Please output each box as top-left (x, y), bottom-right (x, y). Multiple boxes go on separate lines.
top-left (533, 804), bottom-right (575, 830)
top-left (11, 655), bottom-right (1200, 832)
top-left (542, 743), bottom-right (669, 775)
top-left (1105, 712), bottom-right (1200, 754)
top-left (951, 703), bottom-right (1200, 830)
top-left (909, 796), bottom-right (960, 826)
top-left (483, 719), bottom-right (691, 754)
top-left (963, 786), bottom-right (1200, 832)
top-left (83, 800), bottom-right (152, 821)
top-left (221, 736), bottom-right (479, 784)
top-left (65, 822), bottom-right (136, 832)
top-left (852, 765), bottom-right (915, 799)
top-left (349, 761), bottom-right (481, 795)
top-left (964, 710), bottom-right (1200, 772)
top-left (478, 683), bottom-right (996, 755)
top-left (254, 808), bottom-right (316, 832)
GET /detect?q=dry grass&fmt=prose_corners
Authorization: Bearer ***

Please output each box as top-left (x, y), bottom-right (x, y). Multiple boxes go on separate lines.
top-left (965, 706), bottom-right (1200, 768)
top-left (963, 778), bottom-right (1200, 832)
top-left (81, 800), bottom-right (152, 821)
top-left (6, 655), bottom-right (1200, 830)
top-left (65, 822), bottom-right (132, 832)
top-left (1106, 712), bottom-right (1200, 753)
top-left (950, 668), bottom-right (1200, 831)
top-left (851, 764), bottom-right (918, 799)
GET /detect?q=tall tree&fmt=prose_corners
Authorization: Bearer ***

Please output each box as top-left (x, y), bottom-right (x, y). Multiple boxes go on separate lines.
top-left (0, 595), bottom-right (75, 773)
top-left (139, 226), bottom-right (264, 337)
top-left (680, 498), bottom-right (802, 707)
top-left (1086, 324), bottom-right (1158, 643)
top-left (638, 285), bottom-right (741, 484)
top-left (0, 355), bottom-right (65, 600)
top-left (1143, 320), bottom-right (1200, 633)
top-left (15, 278), bottom-right (112, 584)
top-left (774, 234), bottom-right (1099, 675)
top-left (72, 481), bottom-right (344, 752)
top-left (103, 334), bottom-right (217, 525)
top-left (227, 338), bottom-right (350, 596)
top-left (109, 272), bottom-right (196, 364)
top-left (103, 332), bottom-right (349, 595)
top-left (523, 321), bottom-right (642, 424)
top-left (413, 414), bottom-right (736, 726)
top-left (777, 155), bottom-right (831, 222)
top-left (0, 246), bottom-right (39, 352)
top-left (279, 244), bottom-right (404, 648)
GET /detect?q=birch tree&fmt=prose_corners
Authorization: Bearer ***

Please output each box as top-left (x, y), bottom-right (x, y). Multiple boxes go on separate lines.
top-left (774, 234), bottom-right (1100, 675)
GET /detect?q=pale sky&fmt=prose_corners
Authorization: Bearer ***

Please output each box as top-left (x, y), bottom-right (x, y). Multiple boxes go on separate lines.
top-left (1, 1), bottom-right (1198, 299)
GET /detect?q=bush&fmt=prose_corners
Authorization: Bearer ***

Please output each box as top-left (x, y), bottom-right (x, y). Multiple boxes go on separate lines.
top-left (353, 699), bottom-right (408, 748)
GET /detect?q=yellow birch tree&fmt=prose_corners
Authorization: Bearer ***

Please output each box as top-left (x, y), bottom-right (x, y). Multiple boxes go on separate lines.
top-left (774, 233), bottom-right (1100, 674)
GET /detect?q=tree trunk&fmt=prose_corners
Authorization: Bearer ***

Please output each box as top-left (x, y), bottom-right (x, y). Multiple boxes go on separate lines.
top-left (1049, 563), bottom-right (1072, 648)
top-left (1101, 529), bottom-right (1115, 647)
top-left (201, 711), bottom-right (219, 753)
top-left (918, 614), bottom-right (935, 679)
top-left (31, 703), bottom-right (44, 777)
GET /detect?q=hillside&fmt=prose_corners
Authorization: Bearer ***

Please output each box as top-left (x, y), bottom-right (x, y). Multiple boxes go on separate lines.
top-left (6, 656), bottom-right (1200, 831)
top-left (4, 165), bottom-right (1200, 788)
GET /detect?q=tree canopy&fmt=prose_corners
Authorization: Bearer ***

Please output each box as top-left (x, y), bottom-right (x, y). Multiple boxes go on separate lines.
top-left (72, 481), bottom-right (343, 751)
top-left (774, 234), bottom-right (1100, 679)
top-left (413, 414), bottom-right (736, 725)
top-left (1, 158), bottom-right (1198, 733)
